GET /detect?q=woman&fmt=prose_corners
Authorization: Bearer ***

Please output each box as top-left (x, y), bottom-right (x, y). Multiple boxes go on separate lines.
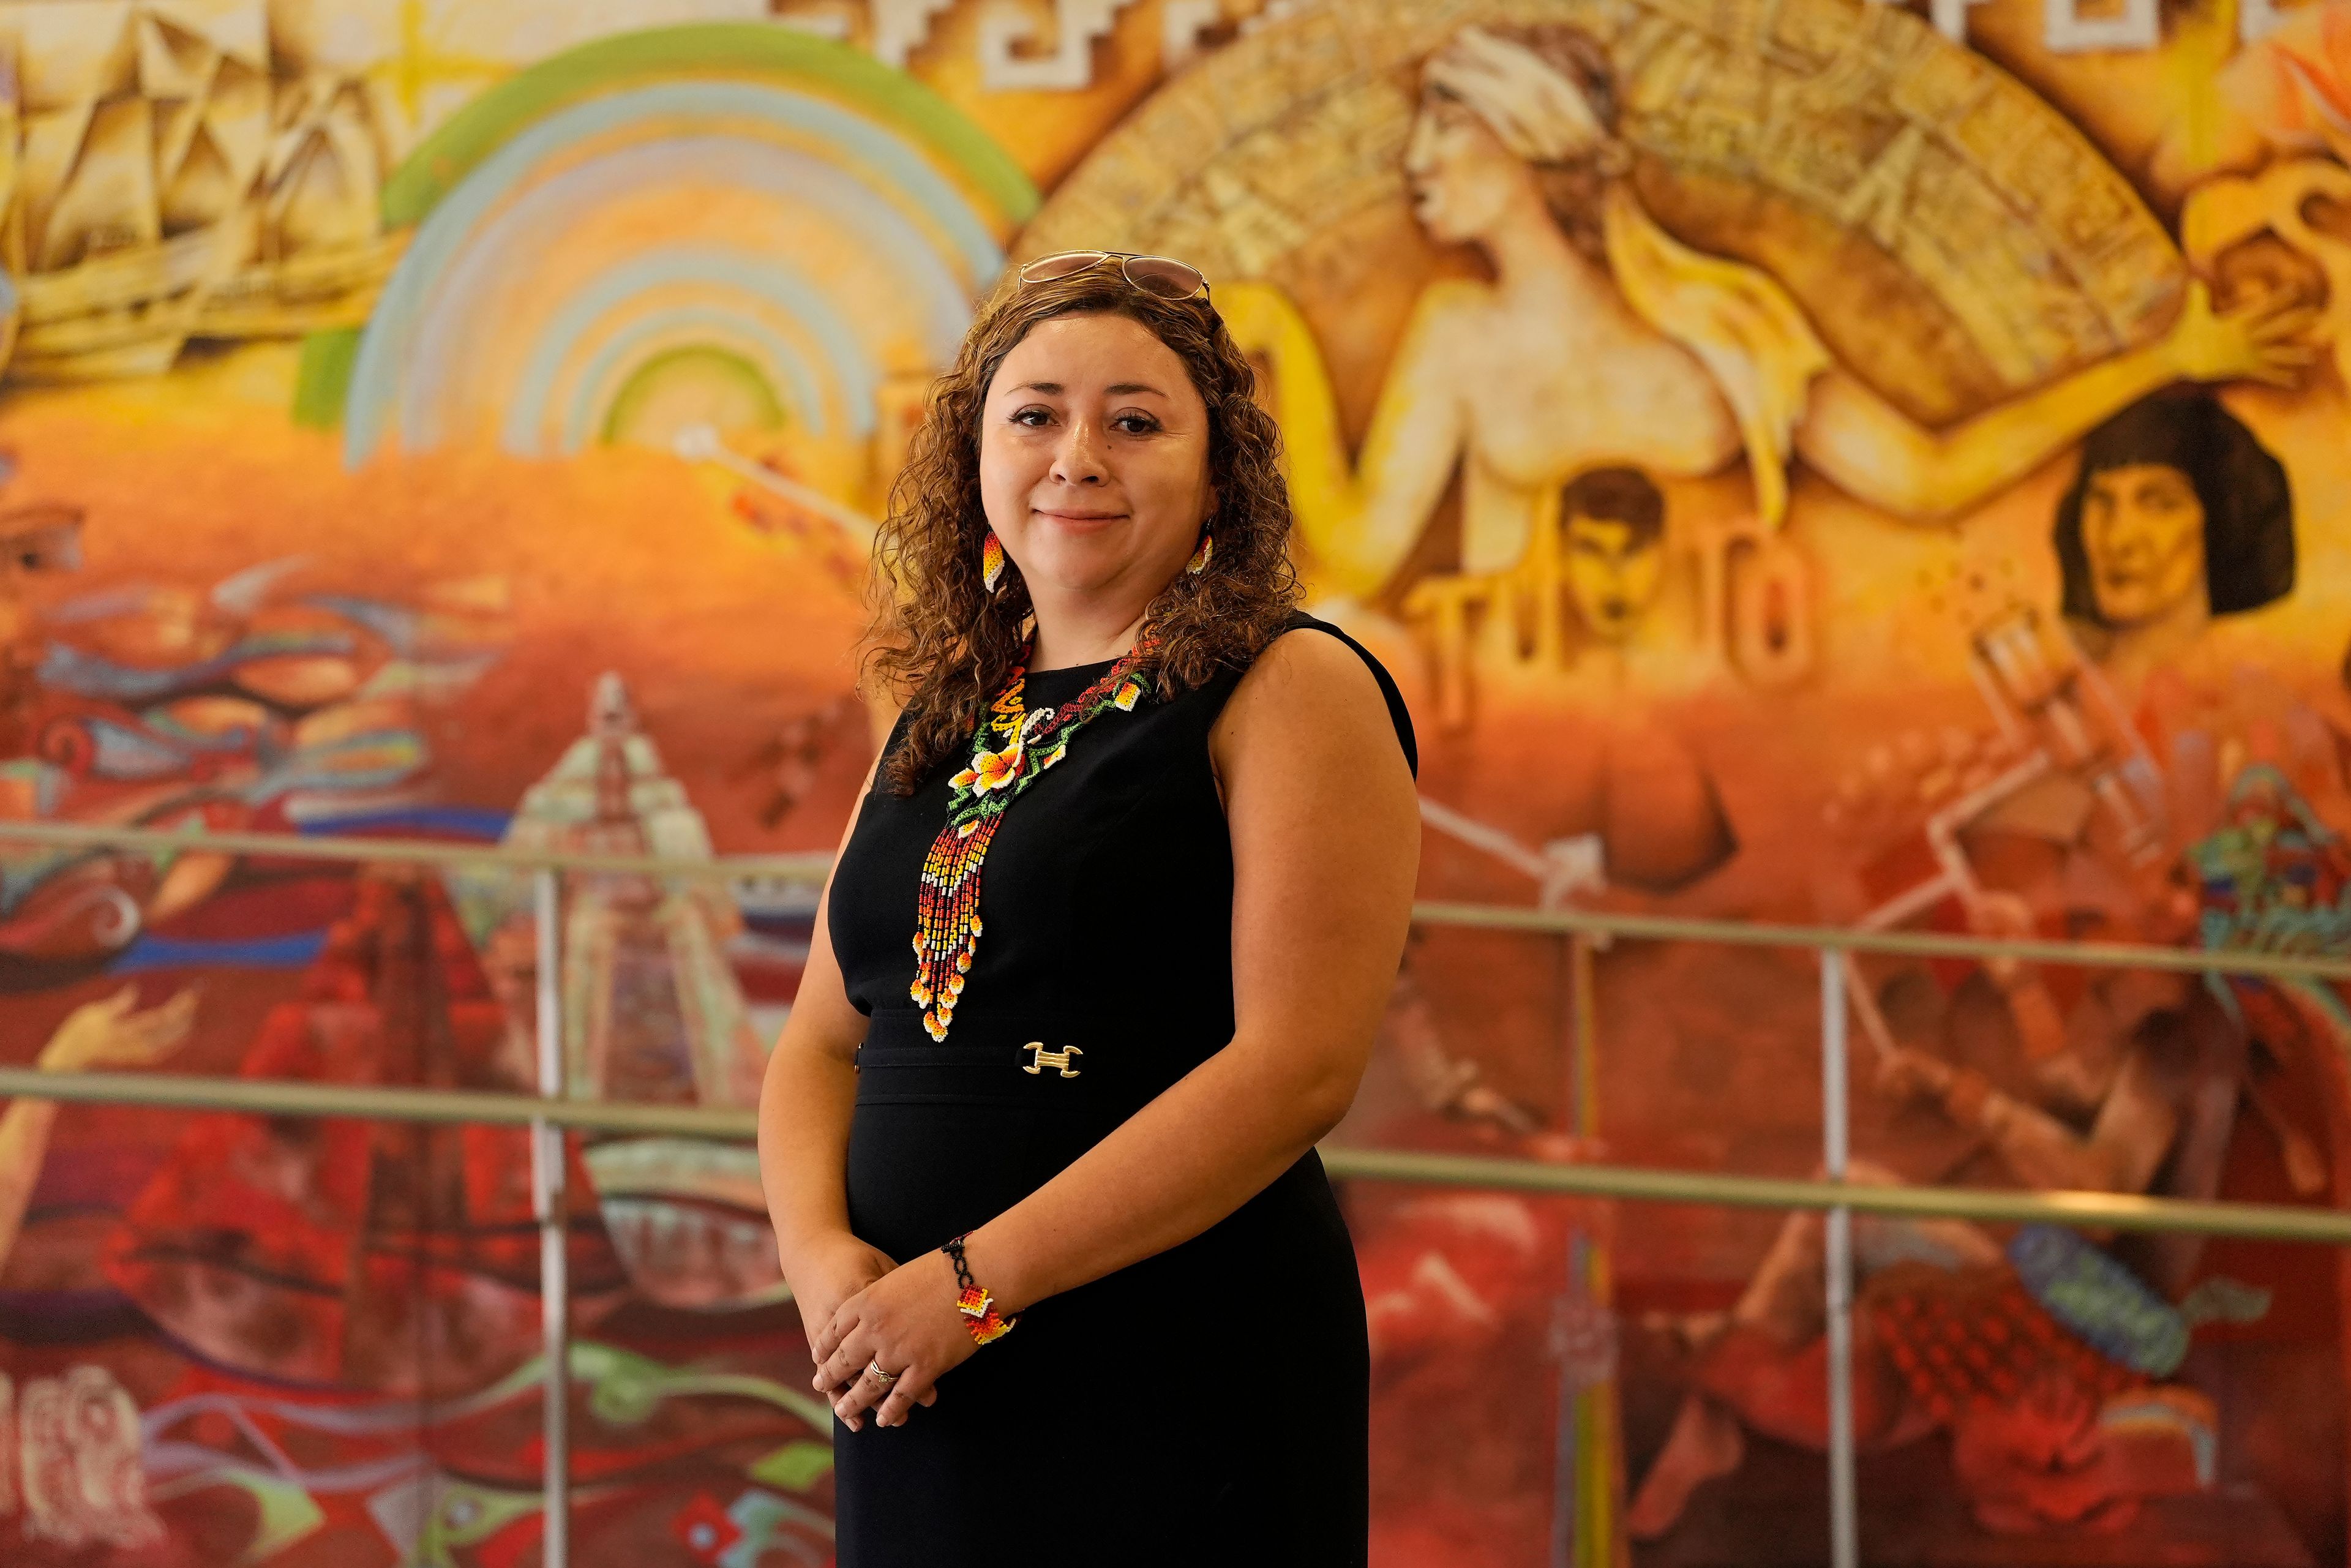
top-left (1218, 24), bottom-right (2317, 599)
top-left (757, 250), bottom-right (1421, 1564)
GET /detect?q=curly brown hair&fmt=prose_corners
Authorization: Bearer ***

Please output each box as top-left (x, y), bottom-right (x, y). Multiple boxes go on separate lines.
top-left (864, 263), bottom-right (1301, 794)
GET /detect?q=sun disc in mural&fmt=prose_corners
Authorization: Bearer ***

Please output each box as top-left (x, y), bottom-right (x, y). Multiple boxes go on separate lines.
top-left (332, 24), bottom-right (1035, 468)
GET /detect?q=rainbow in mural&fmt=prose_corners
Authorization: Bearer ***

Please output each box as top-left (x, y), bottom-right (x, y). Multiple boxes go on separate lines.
top-left (320, 24), bottom-right (1033, 482)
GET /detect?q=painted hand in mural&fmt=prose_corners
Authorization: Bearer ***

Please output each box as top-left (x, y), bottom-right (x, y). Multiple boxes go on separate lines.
top-left (1957, 890), bottom-right (2038, 978)
top-left (36, 985), bottom-right (197, 1073)
top-left (1875, 1043), bottom-right (1960, 1106)
top-left (808, 1248), bottom-right (972, 1432)
top-left (2159, 278), bottom-right (2323, 389)
top-left (0, 986), bottom-right (196, 1292)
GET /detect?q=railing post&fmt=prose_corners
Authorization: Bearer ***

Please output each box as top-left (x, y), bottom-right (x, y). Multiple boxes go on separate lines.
top-left (532, 868), bottom-right (571, 1568)
top-left (1551, 932), bottom-right (1575, 1568)
top-left (1820, 950), bottom-right (1858, 1568)
top-left (1551, 932), bottom-right (1621, 1568)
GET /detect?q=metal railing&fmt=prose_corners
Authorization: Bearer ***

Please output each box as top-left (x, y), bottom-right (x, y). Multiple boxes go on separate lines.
top-left (0, 1065), bottom-right (2342, 1243)
top-left (4, 816), bottom-right (2349, 1568)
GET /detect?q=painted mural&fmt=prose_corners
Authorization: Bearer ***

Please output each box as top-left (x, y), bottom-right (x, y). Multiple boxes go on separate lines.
top-left (0, 0), bottom-right (2344, 1563)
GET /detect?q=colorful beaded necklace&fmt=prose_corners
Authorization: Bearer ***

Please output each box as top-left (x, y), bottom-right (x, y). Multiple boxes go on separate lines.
top-left (910, 642), bottom-right (1154, 1041)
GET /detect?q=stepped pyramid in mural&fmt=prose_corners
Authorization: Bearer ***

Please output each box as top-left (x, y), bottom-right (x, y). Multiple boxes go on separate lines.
top-left (475, 672), bottom-right (787, 1311)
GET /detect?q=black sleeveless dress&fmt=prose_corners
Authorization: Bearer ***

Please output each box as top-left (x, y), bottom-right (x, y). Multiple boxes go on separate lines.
top-left (825, 614), bottom-right (1415, 1566)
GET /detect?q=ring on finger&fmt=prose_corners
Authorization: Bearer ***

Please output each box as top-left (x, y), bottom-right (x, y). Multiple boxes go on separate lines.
top-left (864, 1359), bottom-right (899, 1387)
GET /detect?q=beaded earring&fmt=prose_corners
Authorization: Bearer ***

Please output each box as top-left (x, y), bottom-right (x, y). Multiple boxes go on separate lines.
top-left (982, 530), bottom-right (1008, 593)
top-left (1185, 531), bottom-right (1213, 575)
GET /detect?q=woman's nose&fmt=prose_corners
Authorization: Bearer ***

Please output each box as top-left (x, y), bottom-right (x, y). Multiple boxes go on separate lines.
top-left (1051, 421), bottom-right (1109, 484)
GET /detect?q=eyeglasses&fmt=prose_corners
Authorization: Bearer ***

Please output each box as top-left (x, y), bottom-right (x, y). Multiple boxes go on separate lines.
top-left (1016, 250), bottom-right (1209, 301)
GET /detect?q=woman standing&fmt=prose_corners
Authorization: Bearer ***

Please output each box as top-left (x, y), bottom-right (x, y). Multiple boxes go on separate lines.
top-left (757, 250), bottom-right (1420, 1564)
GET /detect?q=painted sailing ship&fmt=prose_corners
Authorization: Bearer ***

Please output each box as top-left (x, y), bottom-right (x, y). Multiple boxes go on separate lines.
top-left (0, 1), bottom-right (407, 383)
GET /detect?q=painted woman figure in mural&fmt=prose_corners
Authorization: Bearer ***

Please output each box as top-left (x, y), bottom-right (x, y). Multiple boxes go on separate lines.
top-left (760, 253), bottom-right (1419, 1563)
top-left (2053, 391), bottom-right (2295, 696)
top-left (1218, 25), bottom-right (2317, 599)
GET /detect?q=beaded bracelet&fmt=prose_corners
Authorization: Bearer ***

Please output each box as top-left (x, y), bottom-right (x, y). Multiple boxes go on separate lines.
top-left (942, 1232), bottom-right (1019, 1346)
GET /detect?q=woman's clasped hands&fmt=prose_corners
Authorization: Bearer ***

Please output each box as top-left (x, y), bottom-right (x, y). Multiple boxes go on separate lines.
top-left (808, 1243), bottom-right (978, 1431)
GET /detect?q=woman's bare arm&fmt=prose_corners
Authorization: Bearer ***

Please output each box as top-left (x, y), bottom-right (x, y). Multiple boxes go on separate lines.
top-left (759, 751), bottom-right (910, 1349)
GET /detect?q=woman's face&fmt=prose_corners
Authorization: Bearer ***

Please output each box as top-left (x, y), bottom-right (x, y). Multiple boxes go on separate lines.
top-left (1405, 89), bottom-right (1542, 246)
top-left (2080, 462), bottom-right (2207, 627)
top-left (979, 312), bottom-right (1214, 608)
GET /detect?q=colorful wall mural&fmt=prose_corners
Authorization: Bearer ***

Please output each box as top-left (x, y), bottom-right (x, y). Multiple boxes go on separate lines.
top-left (0, 0), bottom-right (2345, 1562)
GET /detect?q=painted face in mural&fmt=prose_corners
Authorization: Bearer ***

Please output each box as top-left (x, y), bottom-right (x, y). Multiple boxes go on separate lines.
top-left (1404, 89), bottom-right (1547, 247)
top-left (1559, 468), bottom-right (1668, 645)
top-left (980, 312), bottom-right (1215, 607)
top-left (1564, 515), bottom-right (1665, 643)
top-left (2079, 462), bottom-right (2208, 627)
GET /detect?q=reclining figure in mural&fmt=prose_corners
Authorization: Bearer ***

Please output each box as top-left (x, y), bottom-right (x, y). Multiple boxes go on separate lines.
top-left (1218, 24), bottom-right (2316, 600)
top-left (1625, 853), bottom-right (2274, 1538)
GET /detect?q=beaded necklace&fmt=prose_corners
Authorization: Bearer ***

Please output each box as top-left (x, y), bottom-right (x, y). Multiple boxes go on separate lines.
top-left (910, 642), bottom-right (1154, 1041)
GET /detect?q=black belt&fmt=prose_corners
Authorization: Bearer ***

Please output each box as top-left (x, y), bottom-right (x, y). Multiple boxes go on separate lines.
top-left (852, 1006), bottom-right (1210, 1108)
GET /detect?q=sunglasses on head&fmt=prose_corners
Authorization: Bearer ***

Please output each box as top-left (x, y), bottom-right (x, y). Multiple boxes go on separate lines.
top-left (1016, 250), bottom-right (1210, 301)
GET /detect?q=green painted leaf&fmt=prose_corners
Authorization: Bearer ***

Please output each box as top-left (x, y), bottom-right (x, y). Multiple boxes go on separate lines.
top-left (748, 1438), bottom-right (836, 1493)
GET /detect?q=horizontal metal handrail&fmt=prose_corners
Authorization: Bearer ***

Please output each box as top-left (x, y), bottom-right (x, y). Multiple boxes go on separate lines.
top-left (6, 820), bottom-right (2350, 980)
top-left (0, 1067), bottom-right (760, 1138)
top-left (1319, 1146), bottom-right (2351, 1246)
top-left (1411, 900), bottom-right (2351, 983)
top-left (0, 819), bottom-right (832, 882)
top-left (4, 1067), bottom-right (2345, 1247)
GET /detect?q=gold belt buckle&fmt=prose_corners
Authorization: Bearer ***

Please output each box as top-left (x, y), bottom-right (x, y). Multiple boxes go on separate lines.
top-left (1022, 1041), bottom-right (1082, 1079)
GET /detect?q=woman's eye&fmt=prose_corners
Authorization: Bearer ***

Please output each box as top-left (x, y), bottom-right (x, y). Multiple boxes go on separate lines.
top-left (1112, 414), bottom-right (1160, 435)
top-left (1010, 407), bottom-right (1051, 427)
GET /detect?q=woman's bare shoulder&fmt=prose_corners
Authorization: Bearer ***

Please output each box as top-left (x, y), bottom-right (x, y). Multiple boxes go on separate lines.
top-left (1212, 625), bottom-right (1402, 779)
